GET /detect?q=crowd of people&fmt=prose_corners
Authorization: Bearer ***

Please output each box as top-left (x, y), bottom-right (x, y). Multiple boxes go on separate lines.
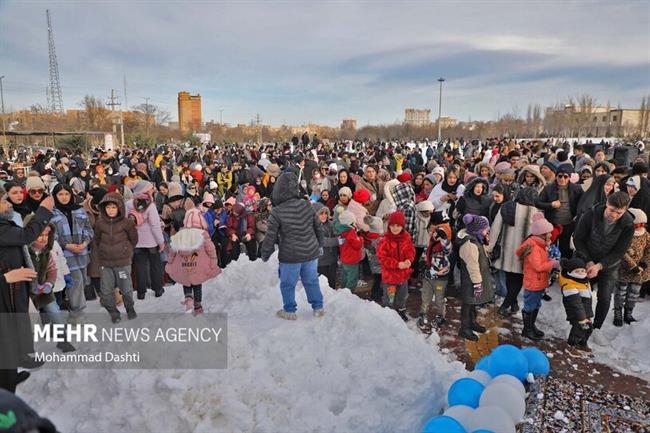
top-left (0, 135), bottom-right (648, 395)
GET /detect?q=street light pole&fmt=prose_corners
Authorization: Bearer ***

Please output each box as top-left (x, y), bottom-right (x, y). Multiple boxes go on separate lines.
top-left (437, 77), bottom-right (445, 144)
top-left (0, 76), bottom-right (7, 154)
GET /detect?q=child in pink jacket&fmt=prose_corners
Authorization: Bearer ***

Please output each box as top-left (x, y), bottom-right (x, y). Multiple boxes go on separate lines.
top-left (166, 208), bottom-right (221, 315)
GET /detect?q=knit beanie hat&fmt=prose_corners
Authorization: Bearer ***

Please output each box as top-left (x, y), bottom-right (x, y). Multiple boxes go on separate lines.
top-left (530, 212), bottom-right (554, 236)
top-left (556, 164), bottom-right (574, 176)
top-left (131, 180), bottom-right (154, 198)
top-left (209, 180), bottom-right (218, 190)
top-left (463, 214), bottom-right (489, 237)
top-left (266, 163), bottom-right (281, 178)
top-left (167, 182), bottom-right (183, 199)
top-left (183, 207), bottom-right (207, 230)
top-left (501, 168), bottom-right (516, 181)
top-left (397, 172), bottom-right (412, 183)
top-left (338, 209), bottom-right (356, 227)
top-left (353, 188), bottom-right (371, 204)
top-left (632, 161), bottom-right (649, 176)
top-left (542, 160), bottom-right (558, 174)
top-left (431, 166), bottom-right (445, 179)
top-left (224, 196), bottom-right (237, 207)
top-left (0, 388), bottom-right (60, 433)
top-left (387, 211), bottom-right (406, 228)
top-left (561, 257), bottom-right (587, 280)
top-left (89, 187), bottom-right (108, 207)
top-left (494, 161), bottom-right (512, 174)
top-left (464, 171), bottom-right (477, 185)
top-left (364, 215), bottom-right (384, 234)
top-left (26, 176), bottom-right (45, 192)
top-left (338, 186), bottom-right (352, 198)
top-left (628, 207), bottom-right (647, 235)
top-left (415, 200), bottom-right (434, 213)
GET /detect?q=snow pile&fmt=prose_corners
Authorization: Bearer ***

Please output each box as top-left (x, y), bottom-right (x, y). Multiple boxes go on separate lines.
top-left (19, 254), bottom-right (464, 433)
top-left (537, 286), bottom-right (650, 379)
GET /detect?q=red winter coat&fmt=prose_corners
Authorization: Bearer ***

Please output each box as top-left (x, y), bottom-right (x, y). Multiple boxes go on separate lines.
top-left (515, 235), bottom-right (554, 291)
top-left (339, 228), bottom-right (364, 265)
top-left (377, 230), bottom-right (416, 284)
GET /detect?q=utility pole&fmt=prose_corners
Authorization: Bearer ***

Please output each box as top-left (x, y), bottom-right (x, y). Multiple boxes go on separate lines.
top-left (107, 89), bottom-right (124, 149)
top-left (0, 76), bottom-right (6, 154)
top-left (437, 77), bottom-right (445, 144)
top-left (123, 73), bottom-right (128, 110)
top-left (256, 113), bottom-right (261, 144)
top-left (144, 97), bottom-right (151, 138)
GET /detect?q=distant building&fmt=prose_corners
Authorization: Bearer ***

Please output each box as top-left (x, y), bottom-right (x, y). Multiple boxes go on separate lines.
top-left (178, 91), bottom-right (202, 132)
top-left (341, 119), bottom-right (357, 130)
top-left (544, 105), bottom-right (648, 137)
top-left (438, 116), bottom-right (458, 128)
top-left (404, 108), bottom-right (431, 126)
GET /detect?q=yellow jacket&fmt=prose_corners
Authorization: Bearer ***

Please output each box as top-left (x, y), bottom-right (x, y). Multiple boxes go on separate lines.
top-left (559, 274), bottom-right (591, 298)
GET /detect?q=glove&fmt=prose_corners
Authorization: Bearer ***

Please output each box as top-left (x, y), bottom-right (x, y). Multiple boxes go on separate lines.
top-left (473, 283), bottom-right (483, 299)
top-left (33, 282), bottom-right (53, 295)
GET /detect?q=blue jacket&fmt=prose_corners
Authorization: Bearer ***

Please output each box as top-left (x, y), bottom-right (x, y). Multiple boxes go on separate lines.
top-left (51, 207), bottom-right (94, 271)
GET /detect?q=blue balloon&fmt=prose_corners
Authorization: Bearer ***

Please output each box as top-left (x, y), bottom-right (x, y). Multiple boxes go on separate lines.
top-left (447, 378), bottom-right (485, 408)
top-left (475, 356), bottom-right (491, 375)
top-left (521, 347), bottom-right (551, 376)
top-left (421, 415), bottom-right (467, 433)
top-left (488, 344), bottom-right (529, 381)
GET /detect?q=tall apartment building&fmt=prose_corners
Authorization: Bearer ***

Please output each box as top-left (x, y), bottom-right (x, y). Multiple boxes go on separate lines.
top-left (178, 91), bottom-right (202, 132)
top-left (404, 108), bottom-right (431, 126)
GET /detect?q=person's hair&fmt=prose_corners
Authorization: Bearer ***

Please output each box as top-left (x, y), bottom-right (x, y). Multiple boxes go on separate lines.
top-left (612, 167), bottom-right (628, 176)
top-left (607, 191), bottom-right (630, 209)
top-left (508, 150), bottom-right (521, 159)
top-left (0, 184), bottom-right (5, 199)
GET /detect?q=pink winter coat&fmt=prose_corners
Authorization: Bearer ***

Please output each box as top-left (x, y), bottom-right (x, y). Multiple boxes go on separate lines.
top-left (165, 228), bottom-right (221, 286)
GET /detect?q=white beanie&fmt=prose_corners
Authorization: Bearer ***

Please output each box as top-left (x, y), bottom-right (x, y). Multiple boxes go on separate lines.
top-left (26, 176), bottom-right (46, 191)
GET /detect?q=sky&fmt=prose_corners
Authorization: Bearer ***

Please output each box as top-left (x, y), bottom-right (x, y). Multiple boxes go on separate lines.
top-left (1, 1), bottom-right (648, 127)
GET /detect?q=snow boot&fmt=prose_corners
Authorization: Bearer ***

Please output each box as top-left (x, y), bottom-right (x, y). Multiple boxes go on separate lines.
top-left (313, 308), bottom-right (325, 318)
top-left (193, 306), bottom-right (204, 317)
top-left (16, 371), bottom-right (30, 386)
top-left (577, 324), bottom-right (593, 352)
top-left (56, 341), bottom-right (76, 353)
top-left (521, 311), bottom-right (541, 341)
top-left (470, 306), bottom-right (486, 333)
top-left (127, 307), bottom-right (137, 320)
top-left (497, 303), bottom-right (512, 318)
top-left (182, 297), bottom-right (194, 313)
top-left (276, 309), bottom-right (297, 321)
top-left (613, 308), bottom-right (623, 327)
top-left (531, 309), bottom-right (545, 338)
top-left (417, 313), bottom-right (430, 329)
top-left (154, 288), bottom-right (165, 298)
top-left (111, 314), bottom-right (121, 324)
top-left (624, 308), bottom-right (637, 324)
top-left (511, 301), bottom-right (520, 314)
top-left (567, 324), bottom-right (581, 347)
top-left (19, 355), bottom-right (45, 369)
top-left (460, 304), bottom-right (478, 341)
top-left (137, 292), bottom-right (146, 300)
top-left (397, 308), bottom-right (409, 322)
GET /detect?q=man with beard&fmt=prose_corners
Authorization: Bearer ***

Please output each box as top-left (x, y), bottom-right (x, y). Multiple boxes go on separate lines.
top-left (573, 191), bottom-right (634, 329)
top-left (0, 185), bottom-right (55, 392)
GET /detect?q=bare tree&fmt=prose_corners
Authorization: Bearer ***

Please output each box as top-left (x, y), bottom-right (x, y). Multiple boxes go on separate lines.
top-left (79, 95), bottom-right (109, 130)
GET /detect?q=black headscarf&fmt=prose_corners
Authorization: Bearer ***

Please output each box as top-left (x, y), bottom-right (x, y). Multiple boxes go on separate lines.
top-left (576, 174), bottom-right (612, 219)
top-left (52, 183), bottom-right (81, 234)
top-left (3, 181), bottom-right (31, 219)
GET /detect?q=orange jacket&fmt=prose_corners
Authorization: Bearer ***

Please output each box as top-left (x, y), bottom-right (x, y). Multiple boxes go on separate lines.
top-left (515, 235), bottom-right (555, 291)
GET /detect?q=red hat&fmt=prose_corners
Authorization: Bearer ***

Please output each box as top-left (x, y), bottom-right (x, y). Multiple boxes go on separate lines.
top-left (387, 211), bottom-right (405, 228)
top-left (397, 172), bottom-right (412, 183)
top-left (353, 188), bottom-right (371, 204)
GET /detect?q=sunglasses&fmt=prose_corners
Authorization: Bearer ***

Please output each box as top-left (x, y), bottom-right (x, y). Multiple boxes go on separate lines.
top-left (30, 189), bottom-right (44, 194)
top-left (556, 174), bottom-right (570, 179)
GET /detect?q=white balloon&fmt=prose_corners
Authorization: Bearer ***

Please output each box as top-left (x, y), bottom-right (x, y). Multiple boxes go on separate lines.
top-left (479, 382), bottom-right (526, 423)
top-left (443, 405), bottom-right (475, 431)
top-left (466, 405), bottom-right (516, 433)
top-left (466, 370), bottom-right (492, 386)
top-left (490, 374), bottom-right (526, 399)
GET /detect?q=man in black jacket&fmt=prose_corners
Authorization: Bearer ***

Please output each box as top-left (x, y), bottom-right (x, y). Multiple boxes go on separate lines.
top-left (536, 164), bottom-right (583, 258)
top-left (151, 160), bottom-right (173, 187)
top-left (260, 173), bottom-right (324, 320)
top-left (573, 192), bottom-right (634, 329)
top-left (0, 186), bottom-right (55, 393)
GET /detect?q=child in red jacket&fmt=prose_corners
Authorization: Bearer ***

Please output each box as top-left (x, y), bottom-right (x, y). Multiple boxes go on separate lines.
top-left (515, 212), bottom-right (560, 341)
top-left (337, 210), bottom-right (364, 291)
top-left (377, 211), bottom-right (416, 321)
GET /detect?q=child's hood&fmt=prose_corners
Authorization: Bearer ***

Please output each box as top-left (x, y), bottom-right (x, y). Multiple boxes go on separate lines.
top-left (170, 228), bottom-right (206, 253)
top-left (99, 192), bottom-right (126, 220)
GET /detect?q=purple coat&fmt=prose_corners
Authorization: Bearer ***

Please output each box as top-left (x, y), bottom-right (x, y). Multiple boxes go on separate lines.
top-left (125, 199), bottom-right (165, 249)
top-left (165, 228), bottom-right (221, 286)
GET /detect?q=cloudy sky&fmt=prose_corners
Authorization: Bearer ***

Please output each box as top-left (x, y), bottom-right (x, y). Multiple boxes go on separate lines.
top-left (1, 1), bottom-right (648, 127)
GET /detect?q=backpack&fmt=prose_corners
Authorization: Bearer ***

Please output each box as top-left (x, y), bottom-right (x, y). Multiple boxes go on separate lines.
top-left (170, 198), bottom-right (188, 231)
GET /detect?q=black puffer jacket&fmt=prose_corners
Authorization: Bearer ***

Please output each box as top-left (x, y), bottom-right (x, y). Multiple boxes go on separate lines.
top-left (260, 173), bottom-right (323, 263)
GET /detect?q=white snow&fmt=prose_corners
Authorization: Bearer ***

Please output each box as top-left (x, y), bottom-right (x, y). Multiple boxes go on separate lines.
top-left (18, 254), bottom-right (465, 433)
top-left (536, 285), bottom-right (650, 380)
